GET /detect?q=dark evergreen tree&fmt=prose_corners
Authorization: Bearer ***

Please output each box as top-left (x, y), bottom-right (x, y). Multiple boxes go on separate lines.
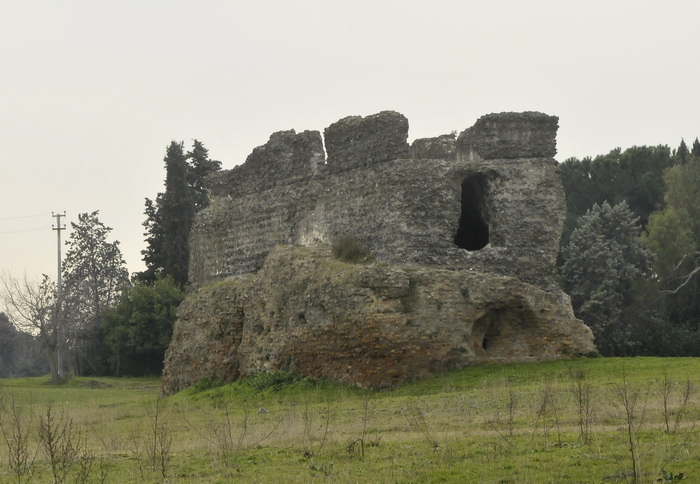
top-left (103, 277), bottom-right (184, 376)
top-left (559, 145), bottom-right (674, 249)
top-left (560, 139), bottom-right (700, 356)
top-left (675, 138), bottom-right (689, 164)
top-left (691, 137), bottom-right (700, 157)
top-left (560, 201), bottom-right (654, 355)
top-left (187, 139), bottom-right (222, 212)
top-left (139, 140), bottom-right (220, 286)
top-left (140, 194), bottom-right (166, 283)
top-left (161, 141), bottom-right (194, 287)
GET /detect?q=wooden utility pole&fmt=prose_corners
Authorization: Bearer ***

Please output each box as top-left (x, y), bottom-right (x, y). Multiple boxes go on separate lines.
top-left (52, 211), bottom-right (66, 378)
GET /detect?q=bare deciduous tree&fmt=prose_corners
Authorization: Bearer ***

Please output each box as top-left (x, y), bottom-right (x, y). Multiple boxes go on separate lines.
top-left (0, 273), bottom-right (61, 381)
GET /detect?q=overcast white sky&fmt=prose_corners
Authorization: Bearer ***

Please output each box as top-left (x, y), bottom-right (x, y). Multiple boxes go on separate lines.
top-left (1, 0), bottom-right (698, 282)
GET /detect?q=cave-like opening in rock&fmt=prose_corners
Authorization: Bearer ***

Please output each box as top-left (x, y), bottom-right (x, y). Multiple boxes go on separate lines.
top-left (472, 310), bottom-right (502, 355)
top-left (471, 304), bottom-right (536, 359)
top-left (454, 174), bottom-right (489, 250)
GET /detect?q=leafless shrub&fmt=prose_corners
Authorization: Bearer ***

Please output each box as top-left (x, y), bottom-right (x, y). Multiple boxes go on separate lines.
top-left (660, 373), bottom-right (695, 434)
top-left (184, 401), bottom-right (285, 468)
top-left (506, 387), bottom-right (518, 438)
top-left (660, 372), bottom-right (674, 434)
top-left (0, 392), bottom-right (36, 483)
top-left (403, 406), bottom-right (438, 450)
top-left (346, 391), bottom-right (373, 459)
top-left (651, 376), bottom-right (697, 482)
top-left (568, 367), bottom-right (595, 444)
top-left (37, 402), bottom-right (83, 484)
top-left (73, 447), bottom-right (98, 484)
top-left (455, 393), bottom-right (477, 425)
top-left (213, 406), bottom-right (248, 466)
top-left (302, 397), bottom-right (334, 457)
top-left (533, 380), bottom-right (562, 448)
top-left (145, 396), bottom-right (172, 482)
top-left (484, 384), bottom-right (518, 447)
top-left (609, 370), bottom-right (648, 484)
top-left (672, 378), bottom-right (695, 433)
top-left (185, 405), bottom-right (248, 467)
top-left (127, 430), bottom-right (147, 480)
top-left (127, 396), bottom-right (173, 482)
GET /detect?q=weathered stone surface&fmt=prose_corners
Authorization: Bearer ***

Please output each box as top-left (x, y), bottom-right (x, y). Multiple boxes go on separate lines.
top-left (162, 246), bottom-right (595, 394)
top-left (411, 134), bottom-right (457, 160)
top-left (324, 110), bottom-right (410, 171)
top-left (162, 110), bottom-right (596, 394)
top-left (161, 280), bottom-right (245, 394)
top-left (457, 112), bottom-right (558, 159)
top-left (189, 111), bottom-right (565, 290)
top-left (206, 129), bottom-right (325, 199)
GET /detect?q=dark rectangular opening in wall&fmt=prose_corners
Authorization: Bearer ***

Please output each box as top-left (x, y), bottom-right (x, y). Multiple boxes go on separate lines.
top-left (454, 174), bottom-right (489, 250)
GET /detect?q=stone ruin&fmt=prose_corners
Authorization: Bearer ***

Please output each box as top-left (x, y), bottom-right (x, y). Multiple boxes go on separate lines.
top-left (191, 111), bottom-right (563, 289)
top-left (161, 111), bottom-right (596, 394)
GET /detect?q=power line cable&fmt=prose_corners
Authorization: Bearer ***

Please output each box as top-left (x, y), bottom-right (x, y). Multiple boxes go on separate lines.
top-left (0, 227), bottom-right (46, 234)
top-left (0, 213), bottom-right (54, 234)
top-left (0, 212), bottom-right (51, 221)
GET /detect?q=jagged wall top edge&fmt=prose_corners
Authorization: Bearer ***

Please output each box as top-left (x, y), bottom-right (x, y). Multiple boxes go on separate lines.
top-left (206, 110), bottom-right (558, 200)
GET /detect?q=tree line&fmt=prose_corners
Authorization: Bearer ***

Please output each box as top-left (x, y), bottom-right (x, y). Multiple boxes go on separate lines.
top-left (559, 138), bottom-right (700, 355)
top-left (0, 140), bottom-right (220, 379)
top-left (1, 135), bottom-right (698, 379)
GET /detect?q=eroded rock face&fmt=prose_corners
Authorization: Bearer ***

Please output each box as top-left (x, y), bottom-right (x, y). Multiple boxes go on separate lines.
top-left (161, 246), bottom-right (595, 394)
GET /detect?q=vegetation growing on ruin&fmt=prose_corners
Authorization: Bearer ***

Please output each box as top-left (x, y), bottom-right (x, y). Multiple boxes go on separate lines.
top-left (331, 236), bottom-right (373, 263)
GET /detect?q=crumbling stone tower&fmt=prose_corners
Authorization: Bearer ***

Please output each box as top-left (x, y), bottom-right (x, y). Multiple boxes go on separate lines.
top-left (162, 111), bottom-right (595, 394)
top-left (190, 111), bottom-right (564, 289)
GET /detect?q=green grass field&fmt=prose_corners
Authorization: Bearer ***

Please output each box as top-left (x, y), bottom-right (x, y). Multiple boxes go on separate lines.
top-left (1, 357), bottom-right (699, 483)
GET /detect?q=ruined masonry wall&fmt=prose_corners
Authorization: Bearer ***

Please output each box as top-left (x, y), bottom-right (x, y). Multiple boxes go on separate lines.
top-left (189, 111), bottom-right (563, 289)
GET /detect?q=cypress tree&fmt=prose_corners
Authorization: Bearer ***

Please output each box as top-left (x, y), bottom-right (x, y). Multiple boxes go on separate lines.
top-left (140, 140), bottom-right (220, 287)
top-left (691, 137), bottom-right (700, 157)
top-left (160, 141), bottom-right (194, 287)
top-left (675, 138), bottom-right (689, 164)
top-left (187, 139), bottom-right (222, 212)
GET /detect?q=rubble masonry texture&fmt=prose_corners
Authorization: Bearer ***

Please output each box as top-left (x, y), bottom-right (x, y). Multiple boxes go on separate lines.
top-left (161, 111), bottom-right (596, 394)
